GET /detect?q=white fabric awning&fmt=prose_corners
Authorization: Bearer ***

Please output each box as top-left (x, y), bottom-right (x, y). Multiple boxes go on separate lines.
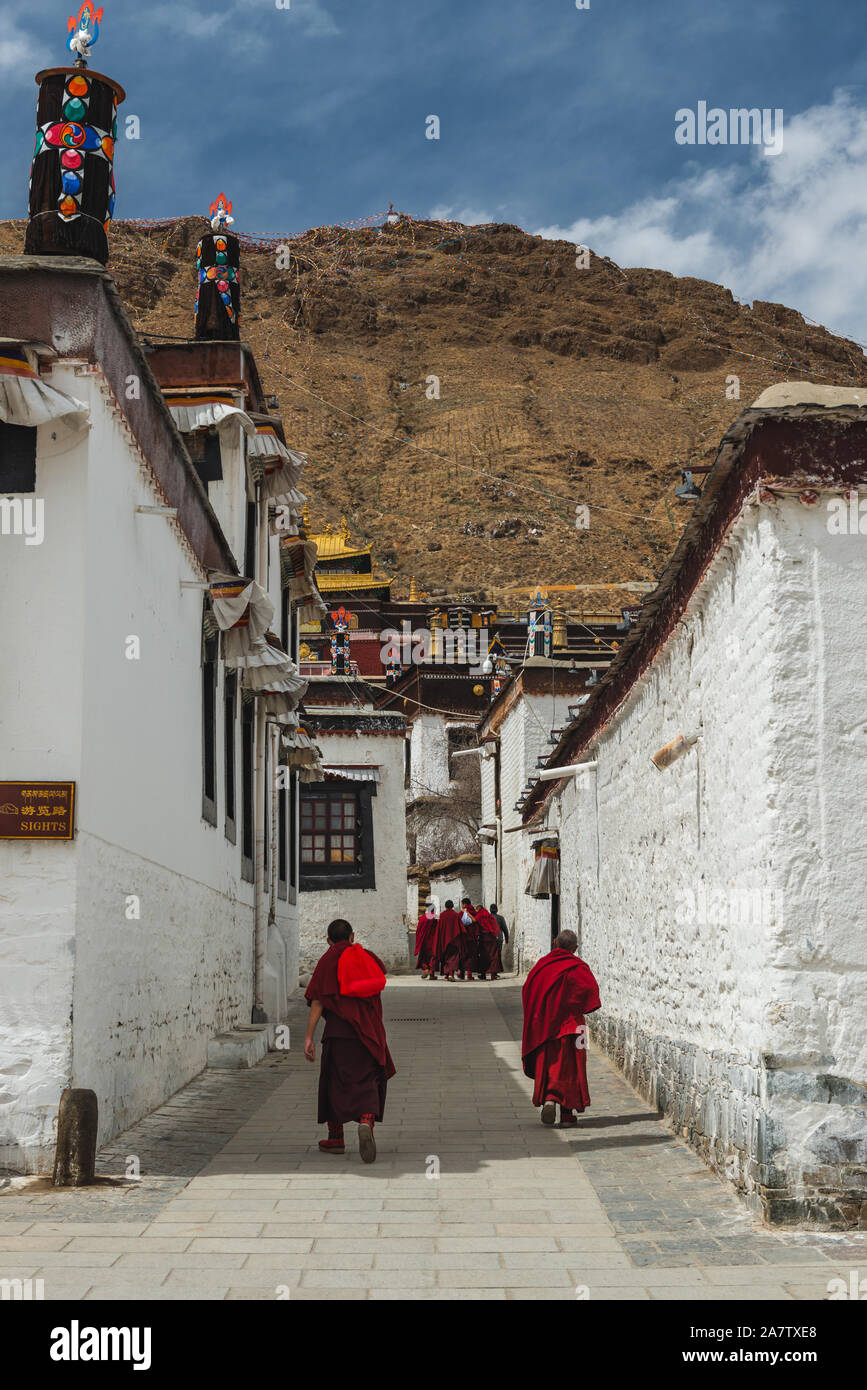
top-left (296, 593), bottom-right (327, 624)
top-left (279, 723), bottom-right (324, 780)
top-left (525, 844), bottom-right (560, 898)
top-left (322, 765), bottom-right (381, 783)
top-left (165, 393), bottom-right (257, 437)
top-left (0, 347), bottom-right (89, 430)
top-left (208, 573), bottom-right (275, 660)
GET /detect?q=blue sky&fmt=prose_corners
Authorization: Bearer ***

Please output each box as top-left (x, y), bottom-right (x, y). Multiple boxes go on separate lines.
top-left (3, 0), bottom-right (867, 338)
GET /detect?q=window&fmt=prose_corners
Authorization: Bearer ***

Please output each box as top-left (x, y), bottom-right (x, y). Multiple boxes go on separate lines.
top-left (0, 422), bottom-right (37, 493)
top-left (300, 783), bottom-right (376, 892)
top-left (224, 672), bottom-right (237, 843)
top-left (241, 697), bottom-right (254, 881)
top-left (302, 792), bottom-right (357, 866)
top-left (186, 429), bottom-right (222, 486)
top-left (244, 497), bottom-right (257, 580)
top-left (202, 632), bottom-right (218, 826)
top-left (281, 587), bottom-right (294, 658)
top-left (288, 769), bottom-right (298, 899)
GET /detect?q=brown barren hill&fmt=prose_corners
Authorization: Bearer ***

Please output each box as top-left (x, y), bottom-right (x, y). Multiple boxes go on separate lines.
top-left (3, 214), bottom-right (864, 603)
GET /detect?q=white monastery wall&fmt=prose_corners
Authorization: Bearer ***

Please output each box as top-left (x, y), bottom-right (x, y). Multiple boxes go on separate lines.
top-left (519, 499), bottom-right (866, 1221)
top-left (1, 369), bottom-right (299, 1167)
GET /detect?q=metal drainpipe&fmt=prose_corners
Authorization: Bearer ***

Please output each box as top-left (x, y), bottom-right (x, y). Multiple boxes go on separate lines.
top-left (252, 478), bottom-right (268, 1023)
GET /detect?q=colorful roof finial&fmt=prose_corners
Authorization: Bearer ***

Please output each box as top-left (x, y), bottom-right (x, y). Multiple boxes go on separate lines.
top-left (209, 193), bottom-right (234, 232)
top-left (67, 3), bottom-right (103, 66)
top-left (195, 194), bottom-right (240, 339)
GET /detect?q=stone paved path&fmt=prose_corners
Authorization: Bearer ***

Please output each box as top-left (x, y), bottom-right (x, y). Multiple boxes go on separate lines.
top-left (1, 977), bottom-right (863, 1300)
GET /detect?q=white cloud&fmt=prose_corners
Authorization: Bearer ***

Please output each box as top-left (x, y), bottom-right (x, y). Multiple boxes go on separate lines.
top-left (429, 204), bottom-right (497, 226)
top-left (536, 91), bottom-right (867, 345)
top-left (0, 25), bottom-right (44, 84)
top-left (145, 0), bottom-right (338, 48)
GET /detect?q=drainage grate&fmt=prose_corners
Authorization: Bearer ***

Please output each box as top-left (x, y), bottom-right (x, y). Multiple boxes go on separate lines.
top-left (390, 1017), bottom-right (437, 1023)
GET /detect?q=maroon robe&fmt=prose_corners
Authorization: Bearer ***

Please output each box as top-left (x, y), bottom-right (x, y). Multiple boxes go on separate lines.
top-left (414, 912), bottom-right (438, 970)
top-left (306, 941), bottom-right (396, 1125)
top-left (437, 909), bottom-right (463, 974)
top-left (521, 948), bottom-right (601, 1113)
top-left (472, 907), bottom-right (503, 977)
top-left (456, 910), bottom-right (479, 974)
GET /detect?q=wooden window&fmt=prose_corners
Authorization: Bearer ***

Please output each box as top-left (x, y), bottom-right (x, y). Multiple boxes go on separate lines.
top-left (299, 783), bottom-right (376, 892)
top-left (0, 422), bottom-right (37, 493)
top-left (301, 792), bottom-right (357, 867)
top-left (202, 632), bottom-right (218, 826)
top-left (224, 672), bottom-right (237, 844)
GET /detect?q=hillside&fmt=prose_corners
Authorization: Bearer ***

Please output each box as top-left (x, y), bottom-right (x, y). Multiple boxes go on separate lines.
top-left (3, 214), bottom-right (864, 609)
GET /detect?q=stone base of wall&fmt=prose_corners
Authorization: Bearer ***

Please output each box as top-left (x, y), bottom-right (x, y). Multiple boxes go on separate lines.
top-left (589, 1014), bottom-right (866, 1230)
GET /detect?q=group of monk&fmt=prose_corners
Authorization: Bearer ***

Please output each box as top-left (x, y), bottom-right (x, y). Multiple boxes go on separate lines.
top-left (303, 916), bottom-right (601, 1160)
top-left (413, 898), bottom-right (506, 981)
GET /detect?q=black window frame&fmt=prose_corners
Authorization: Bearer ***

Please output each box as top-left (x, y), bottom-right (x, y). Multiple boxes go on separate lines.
top-left (201, 630), bottom-right (218, 827)
top-left (0, 421), bottom-right (37, 493)
top-left (288, 768), bottom-right (298, 902)
top-left (299, 782), bottom-right (376, 893)
top-left (240, 696), bottom-right (254, 882)
top-left (224, 671), bottom-right (237, 844)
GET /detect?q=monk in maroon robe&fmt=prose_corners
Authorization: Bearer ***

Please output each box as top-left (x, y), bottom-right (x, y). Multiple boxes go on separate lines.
top-left (521, 930), bottom-right (600, 1128)
top-left (414, 903), bottom-right (439, 978)
top-left (437, 900), bottom-right (463, 980)
top-left (457, 899), bottom-right (479, 979)
top-left (304, 919), bottom-right (396, 1162)
top-left (465, 901), bottom-right (503, 980)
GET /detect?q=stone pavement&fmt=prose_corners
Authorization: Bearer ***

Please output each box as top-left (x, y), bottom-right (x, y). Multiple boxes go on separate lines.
top-left (1, 976), bottom-right (863, 1300)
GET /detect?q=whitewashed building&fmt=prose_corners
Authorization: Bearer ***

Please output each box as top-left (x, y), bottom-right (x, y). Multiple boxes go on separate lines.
top-left (296, 677), bottom-right (408, 976)
top-left (514, 385), bottom-right (867, 1227)
top-left (0, 249), bottom-right (322, 1170)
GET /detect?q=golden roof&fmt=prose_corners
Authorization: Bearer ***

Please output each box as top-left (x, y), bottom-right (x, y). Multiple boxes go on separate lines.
top-left (308, 515), bottom-right (374, 561)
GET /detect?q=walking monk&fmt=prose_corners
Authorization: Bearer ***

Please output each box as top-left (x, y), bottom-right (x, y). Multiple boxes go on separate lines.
top-left (463, 900), bottom-right (503, 980)
top-left (304, 919), bottom-right (396, 1162)
top-left (437, 899), bottom-right (463, 980)
top-left (521, 930), bottom-right (600, 1128)
top-left (414, 901), bottom-right (439, 979)
top-left (456, 900), bottom-right (478, 980)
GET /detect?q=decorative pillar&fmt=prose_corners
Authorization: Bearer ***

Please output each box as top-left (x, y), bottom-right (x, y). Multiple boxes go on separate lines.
top-left (25, 5), bottom-right (124, 265)
top-left (195, 194), bottom-right (241, 340)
